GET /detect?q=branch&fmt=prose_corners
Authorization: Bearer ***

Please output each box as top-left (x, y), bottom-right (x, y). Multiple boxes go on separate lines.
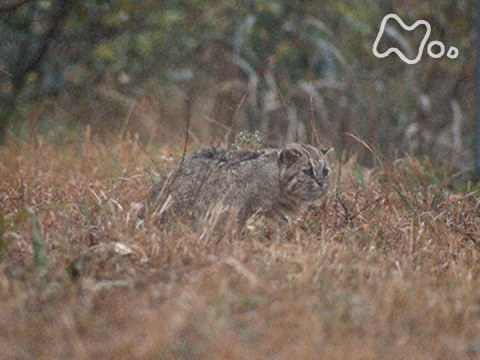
top-left (0, 0), bottom-right (34, 14)
top-left (13, 0), bottom-right (75, 91)
top-left (336, 191), bottom-right (383, 223)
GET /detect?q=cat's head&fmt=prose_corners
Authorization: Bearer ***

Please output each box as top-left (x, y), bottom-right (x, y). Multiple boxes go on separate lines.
top-left (278, 144), bottom-right (332, 202)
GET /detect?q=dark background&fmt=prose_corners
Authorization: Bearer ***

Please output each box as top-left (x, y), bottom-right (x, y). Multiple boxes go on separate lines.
top-left (0, 0), bottom-right (475, 174)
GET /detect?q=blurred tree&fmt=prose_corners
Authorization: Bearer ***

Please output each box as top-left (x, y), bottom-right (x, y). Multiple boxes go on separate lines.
top-left (1, 0), bottom-right (77, 142)
top-left (0, 0), bottom-right (475, 177)
top-left (477, 0), bottom-right (480, 182)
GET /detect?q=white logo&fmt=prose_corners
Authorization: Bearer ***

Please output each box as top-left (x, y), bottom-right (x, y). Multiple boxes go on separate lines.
top-left (373, 14), bottom-right (459, 65)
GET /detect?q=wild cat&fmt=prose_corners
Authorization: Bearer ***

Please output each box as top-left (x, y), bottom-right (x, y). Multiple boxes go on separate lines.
top-left (139, 143), bottom-right (332, 230)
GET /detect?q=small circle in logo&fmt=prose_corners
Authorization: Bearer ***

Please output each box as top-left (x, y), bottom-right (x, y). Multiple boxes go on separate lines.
top-left (446, 46), bottom-right (459, 59)
top-left (427, 41), bottom-right (445, 58)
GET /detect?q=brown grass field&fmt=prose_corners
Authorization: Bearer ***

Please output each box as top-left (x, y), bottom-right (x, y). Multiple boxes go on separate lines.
top-left (1, 135), bottom-right (480, 360)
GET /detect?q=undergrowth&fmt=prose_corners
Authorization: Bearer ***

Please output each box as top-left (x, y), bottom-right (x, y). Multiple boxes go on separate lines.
top-left (0, 136), bottom-right (480, 359)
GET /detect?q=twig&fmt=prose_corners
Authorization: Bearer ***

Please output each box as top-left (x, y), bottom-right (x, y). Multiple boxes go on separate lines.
top-left (336, 191), bottom-right (383, 223)
top-left (0, 67), bottom-right (12, 77)
top-left (228, 92), bottom-right (247, 145)
top-left (203, 116), bottom-right (232, 131)
top-left (0, 0), bottom-right (33, 13)
top-left (347, 133), bottom-right (386, 168)
top-left (308, 80), bottom-right (321, 146)
top-left (349, 196), bottom-right (383, 220)
top-left (336, 191), bottom-right (352, 222)
top-left (180, 86), bottom-right (193, 167)
top-left (347, 133), bottom-right (376, 156)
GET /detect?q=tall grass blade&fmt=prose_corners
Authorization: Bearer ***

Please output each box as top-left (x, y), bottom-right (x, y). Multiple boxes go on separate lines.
top-left (27, 207), bottom-right (47, 274)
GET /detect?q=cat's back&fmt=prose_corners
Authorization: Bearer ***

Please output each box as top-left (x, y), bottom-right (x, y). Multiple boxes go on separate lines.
top-left (140, 143), bottom-right (332, 226)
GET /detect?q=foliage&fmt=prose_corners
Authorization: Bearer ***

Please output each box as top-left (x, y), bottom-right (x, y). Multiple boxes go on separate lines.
top-left (233, 129), bottom-right (265, 149)
top-left (0, 210), bottom-right (11, 263)
top-left (0, 0), bottom-right (475, 168)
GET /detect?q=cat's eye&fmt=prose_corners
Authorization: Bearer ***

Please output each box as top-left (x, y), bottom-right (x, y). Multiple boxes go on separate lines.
top-left (303, 168), bottom-right (315, 177)
top-left (322, 168), bottom-right (329, 177)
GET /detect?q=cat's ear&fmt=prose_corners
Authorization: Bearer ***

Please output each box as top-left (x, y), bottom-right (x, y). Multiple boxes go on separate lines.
top-left (321, 148), bottom-right (333, 156)
top-left (279, 147), bottom-right (303, 167)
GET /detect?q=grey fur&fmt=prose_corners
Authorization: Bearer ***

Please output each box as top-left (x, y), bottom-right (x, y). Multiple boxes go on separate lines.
top-left (139, 143), bottom-right (331, 229)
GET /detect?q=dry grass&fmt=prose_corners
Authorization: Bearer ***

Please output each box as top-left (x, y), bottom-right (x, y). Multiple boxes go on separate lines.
top-left (1, 135), bottom-right (480, 360)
